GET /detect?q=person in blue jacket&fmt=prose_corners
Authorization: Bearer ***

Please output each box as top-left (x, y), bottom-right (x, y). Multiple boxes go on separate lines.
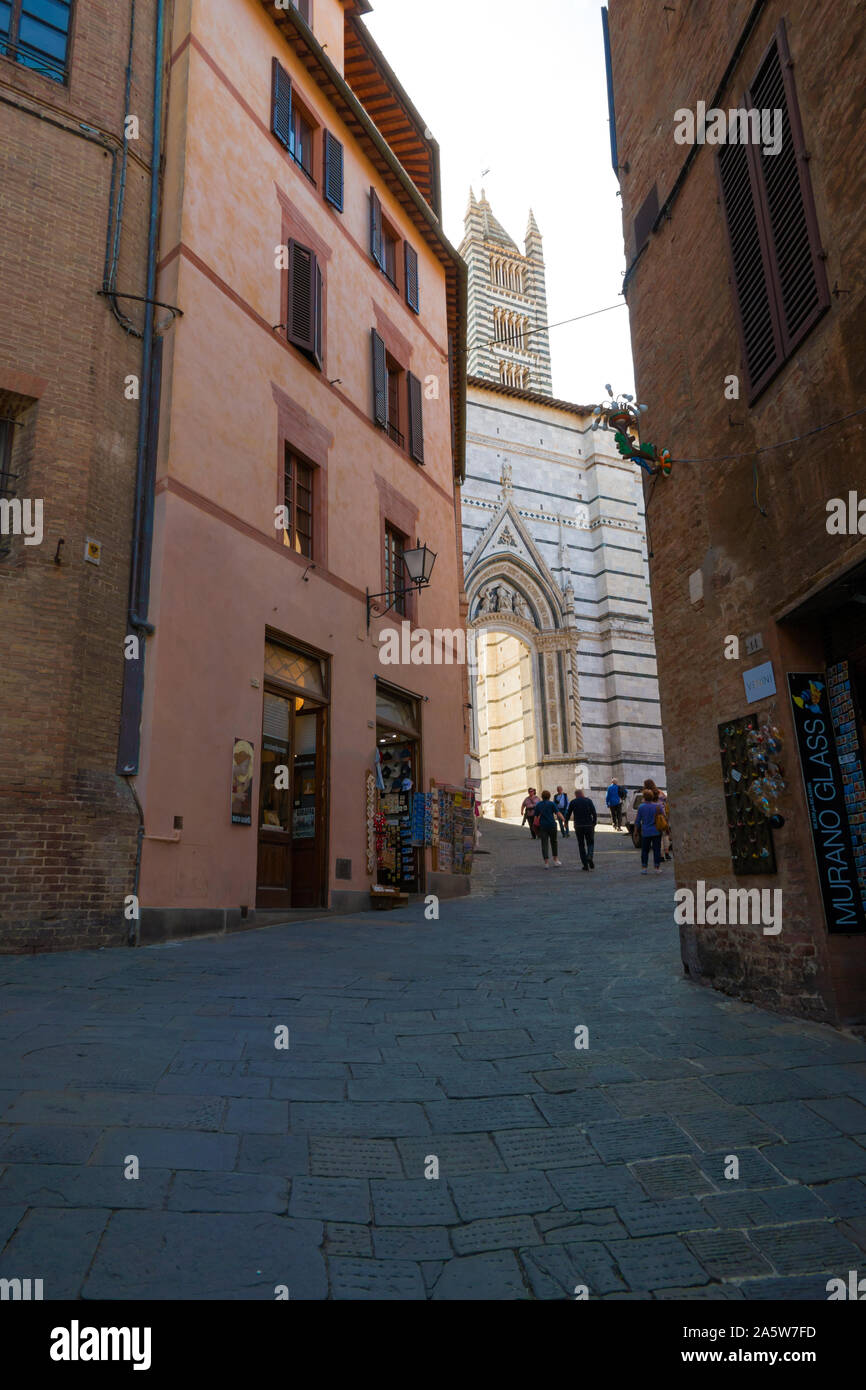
top-left (635, 788), bottom-right (664, 873)
top-left (605, 780), bottom-right (622, 830)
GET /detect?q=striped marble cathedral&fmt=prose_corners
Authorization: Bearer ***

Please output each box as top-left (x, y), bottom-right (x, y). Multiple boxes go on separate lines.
top-left (459, 191), bottom-right (666, 818)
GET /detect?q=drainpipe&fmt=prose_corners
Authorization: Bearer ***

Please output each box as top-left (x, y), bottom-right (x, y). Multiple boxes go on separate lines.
top-left (118, 0), bottom-right (166, 948)
top-left (128, 0), bottom-right (165, 639)
top-left (118, 0), bottom-right (165, 784)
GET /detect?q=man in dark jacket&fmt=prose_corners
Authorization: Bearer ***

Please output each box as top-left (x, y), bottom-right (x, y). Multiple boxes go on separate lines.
top-left (567, 790), bottom-right (598, 869)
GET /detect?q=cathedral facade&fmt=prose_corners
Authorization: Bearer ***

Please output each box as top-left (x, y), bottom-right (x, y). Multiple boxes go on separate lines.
top-left (459, 193), bottom-right (666, 818)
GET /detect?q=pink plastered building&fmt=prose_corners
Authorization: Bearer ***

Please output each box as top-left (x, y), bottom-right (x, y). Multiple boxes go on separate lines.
top-left (132, 0), bottom-right (469, 937)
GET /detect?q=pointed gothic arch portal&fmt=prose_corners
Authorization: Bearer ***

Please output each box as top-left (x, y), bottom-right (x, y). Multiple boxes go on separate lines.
top-left (467, 563), bottom-right (586, 821)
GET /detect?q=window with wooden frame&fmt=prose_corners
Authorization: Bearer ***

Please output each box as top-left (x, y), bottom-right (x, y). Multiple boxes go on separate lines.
top-left (370, 188), bottom-right (400, 290)
top-left (290, 0), bottom-right (311, 24)
top-left (386, 354), bottom-right (402, 447)
top-left (382, 223), bottom-right (398, 288)
top-left (286, 239), bottom-right (323, 370)
top-left (290, 103), bottom-right (315, 181)
top-left (323, 130), bottom-right (344, 211)
top-left (283, 446), bottom-right (314, 558)
top-left (271, 58), bottom-right (316, 183)
top-left (716, 20), bottom-right (829, 402)
top-left (0, 0), bottom-right (73, 83)
top-left (384, 523), bottom-right (407, 617)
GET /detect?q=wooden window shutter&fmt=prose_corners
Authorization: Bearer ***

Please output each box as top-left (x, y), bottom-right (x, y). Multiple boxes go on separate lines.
top-left (370, 188), bottom-right (384, 268)
top-left (287, 240), bottom-right (317, 357)
top-left (313, 262), bottom-right (323, 370)
top-left (717, 138), bottom-right (782, 399)
top-left (747, 23), bottom-right (829, 358)
top-left (407, 372), bottom-right (424, 464)
top-left (632, 183), bottom-right (658, 257)
top-left (271, 58), bottom-right (293, 151)
top-left (718, 22), bottom-right (829, 401)
top-left (323, 131), bottom-right (344, 211)
top-left (404, 243), bottom-right (420, 312)
top-left (371, 329), bottom-right (387, 427)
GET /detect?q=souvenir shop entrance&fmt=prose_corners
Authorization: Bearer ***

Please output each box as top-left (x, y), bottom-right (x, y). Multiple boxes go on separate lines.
top-left (375, 683), bottom-right (423, 895)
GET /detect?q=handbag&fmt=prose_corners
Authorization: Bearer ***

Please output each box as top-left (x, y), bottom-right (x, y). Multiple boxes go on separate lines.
top-left (654, 805), bottom-right (669, 833)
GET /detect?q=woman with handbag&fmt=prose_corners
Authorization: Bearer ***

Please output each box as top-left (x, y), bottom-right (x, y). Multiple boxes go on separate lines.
top-left (635, 788), bottom-right (665, 874)
top-left (643, 779), bottom-right (672, 860)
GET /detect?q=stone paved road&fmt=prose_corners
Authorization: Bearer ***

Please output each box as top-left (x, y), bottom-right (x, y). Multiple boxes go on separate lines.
top-left (2, 819), bottom-right (866, 1299)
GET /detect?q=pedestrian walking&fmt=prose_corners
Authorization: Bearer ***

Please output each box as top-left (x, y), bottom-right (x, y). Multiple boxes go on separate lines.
top-left (635, 788), bottom-right (665, 873)
top-left (567, 788), bottom-right (597, 869)
top-left (520, 788), bottom-right (540, 838)
top-left (553, 786), bottom-right (570, 835)
top-left (643, 779), bottom-right (672, 859)
top-left (605, 780), bottom-right (623, 830)
top-left (533, 790), bottom-right (564, 867)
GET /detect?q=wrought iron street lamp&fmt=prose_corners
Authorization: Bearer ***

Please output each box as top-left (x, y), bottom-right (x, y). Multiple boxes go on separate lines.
top-left (366, 542), bottom-right (437, 631)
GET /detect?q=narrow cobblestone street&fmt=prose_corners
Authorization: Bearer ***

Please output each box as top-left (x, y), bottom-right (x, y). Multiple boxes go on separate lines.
top-left (2, 820), bottom-right (866, 1300)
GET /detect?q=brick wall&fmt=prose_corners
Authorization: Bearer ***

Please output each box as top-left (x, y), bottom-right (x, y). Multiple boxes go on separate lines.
top-left (0, 0), bottom-right (158, 950)
top-left (608, 0), bottom-right (866, 1020)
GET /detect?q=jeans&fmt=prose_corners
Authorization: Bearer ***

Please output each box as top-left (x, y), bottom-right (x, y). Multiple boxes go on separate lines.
top-left (539, 827), bottom-right (558, 860)
top-left (641, 833), bottom-right (662, 867)
top-left (609, 803), bottom-right (622, 829)
top-left (575, 827), bottom-right (594, 866)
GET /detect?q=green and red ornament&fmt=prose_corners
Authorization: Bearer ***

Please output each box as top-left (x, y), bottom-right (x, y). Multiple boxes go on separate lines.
top-left (592, 389), bottom-right (672, 478)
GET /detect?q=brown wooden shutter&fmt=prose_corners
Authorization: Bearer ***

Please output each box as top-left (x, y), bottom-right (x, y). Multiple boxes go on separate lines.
top-left (404, 243), bottom-right (420, 313)
top-left (323, 131), bottom-right (344, 211)
top-left (717, 139), bottom-right (782, 397)
top-left (632, 184), bottom-right (658, 257)
top-left (370, 189), bottom-right (384, 268)
top-left (748, 23), bottom-right (829, 356)
top-left (287, 240), bottom-right (317, 357)
top-left (407, 372), bottom-right (424, 464)
top-left (271, 58), bottom-right (292, 151)
top-left (371, 329), bottom-right (387, 427)
top-left (718, 22), bottom-right (829, 401)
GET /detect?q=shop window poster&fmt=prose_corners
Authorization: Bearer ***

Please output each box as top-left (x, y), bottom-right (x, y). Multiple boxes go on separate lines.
top-left (231, 738), bottom-right (254, 825)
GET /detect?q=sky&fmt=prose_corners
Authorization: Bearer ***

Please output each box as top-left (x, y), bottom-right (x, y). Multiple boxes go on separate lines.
top-left (363, 0), bottom-right (636, 403)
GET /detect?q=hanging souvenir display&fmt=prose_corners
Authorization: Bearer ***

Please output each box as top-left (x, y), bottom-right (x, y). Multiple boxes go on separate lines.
top-left (365, 770), bottom-right (377, 874)
top-left (718, 716), bottom-right (777, 875)
top-left (744, 722), bottom-right (787, 817)
top-left (373, 810), bottom-right (387, 869)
